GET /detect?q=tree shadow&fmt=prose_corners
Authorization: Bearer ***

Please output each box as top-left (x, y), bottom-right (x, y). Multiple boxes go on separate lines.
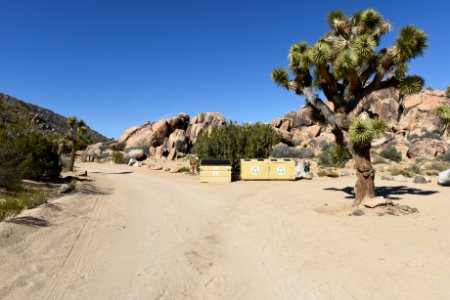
top-left (43, 202), bottom-right (63, 211)
top-left (324, 185), bottom-right (439, 200)
top-left (7, 216), bottom-right (50, 228)
top-left (78, 183), bottom-right (112, 196)
top-left (90, 171), bottom-right (133, 175)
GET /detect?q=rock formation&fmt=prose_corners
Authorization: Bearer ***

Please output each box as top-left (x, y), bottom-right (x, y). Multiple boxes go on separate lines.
top-left (119, 112), bottom-right (226, 159)
top-left (272, 88), bottom-right (450, 159)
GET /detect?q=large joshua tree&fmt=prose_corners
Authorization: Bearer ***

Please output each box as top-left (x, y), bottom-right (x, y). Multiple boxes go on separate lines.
top-left (65, 116), bottom-right (88, 171)
top-left (272, 9), bottom-right (427, 208)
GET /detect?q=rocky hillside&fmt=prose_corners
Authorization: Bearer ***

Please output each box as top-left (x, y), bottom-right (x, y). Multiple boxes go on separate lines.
top-left (272, 88), bottom-right (450, 159)
top-left (0, 93), bottom-right (109, 142)
top-left (119, 112), bottom-right (226, 159)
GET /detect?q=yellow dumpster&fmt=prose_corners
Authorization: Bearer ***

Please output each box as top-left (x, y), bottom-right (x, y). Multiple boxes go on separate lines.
top-left (240, 159), bottom-right (270, 180)
top-left (200, 160), bottom-right (232, 183)
top-left (268, 158), bottom-right (296, 180)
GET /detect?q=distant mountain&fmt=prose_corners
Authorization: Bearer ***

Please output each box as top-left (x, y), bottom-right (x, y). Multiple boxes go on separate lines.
top-left (0, 92), bottom-right (109, 143)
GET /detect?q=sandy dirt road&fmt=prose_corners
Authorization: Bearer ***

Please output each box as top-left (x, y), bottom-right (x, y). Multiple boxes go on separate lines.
top-left (1, 162), bottom-right (450, 299)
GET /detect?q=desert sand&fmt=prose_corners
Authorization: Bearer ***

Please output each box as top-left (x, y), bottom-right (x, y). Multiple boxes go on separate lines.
top-left (1, 162), bottom-right (450, 299)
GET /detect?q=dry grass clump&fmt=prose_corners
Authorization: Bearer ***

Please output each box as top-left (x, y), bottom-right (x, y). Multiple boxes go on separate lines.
top-left (0, 188), bottom-right (47, 222)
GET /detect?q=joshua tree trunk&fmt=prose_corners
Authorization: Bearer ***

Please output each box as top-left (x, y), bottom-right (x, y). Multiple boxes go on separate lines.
top-left (443, 124), bottom-right (449, 141)
top-left (69, 142), bottom-right (77, 171)
top-left (352, 144), bottom-right (375, 208)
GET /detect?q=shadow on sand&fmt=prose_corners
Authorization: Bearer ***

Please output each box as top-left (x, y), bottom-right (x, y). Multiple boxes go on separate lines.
top-left (324, 185), bottom-right (439, 200)
top-left (7, 216), bottom-right (50, 228)
top-left (90, 171), bottom-right (134, 175)
top-left (77, 183), bottom-right (112, 196)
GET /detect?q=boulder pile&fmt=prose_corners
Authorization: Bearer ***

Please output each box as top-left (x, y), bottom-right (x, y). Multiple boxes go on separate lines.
top-left (119, 112), bottom-right (226, 159)
top-left (271, 88), bottom-right (450, 159)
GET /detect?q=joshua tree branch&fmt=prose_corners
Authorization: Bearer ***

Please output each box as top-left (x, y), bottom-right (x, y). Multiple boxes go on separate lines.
top-left (302, 86), bottom-right (341, 129)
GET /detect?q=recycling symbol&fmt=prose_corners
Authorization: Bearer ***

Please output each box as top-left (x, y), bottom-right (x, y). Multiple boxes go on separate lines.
top-left (277, 166), bottom-right (286, 175)
top-left (251, 166), bottom-right (260, 175)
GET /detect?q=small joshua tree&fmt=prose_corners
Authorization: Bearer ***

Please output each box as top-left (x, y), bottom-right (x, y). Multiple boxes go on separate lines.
top-left (272, 9), bottom-right (427, 208)
top-left (436, 105), bottom-right (450, 139)
top-left (446, 86), bottom-right (450, 98)
top-left (65, 116), bottom-right (88, 171)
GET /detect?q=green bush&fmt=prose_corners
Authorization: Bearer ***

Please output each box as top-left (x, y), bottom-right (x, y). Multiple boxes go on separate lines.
top-left (379, 146), bottom-right (402, 162)
top-left (272, 143), bottom-right (314, 158)
top-left (196, 122), bottom-right (281, 176)
top-left (18, 132), bottom-right (61, 180)
top-left (109, 142), bottom-right (125, 151)
top-left (1, 105), bottom-right (61, 187)
top-left (112, 151), bottom-right (125, 164)
top-left (318, 143), bottom-right (352, 168)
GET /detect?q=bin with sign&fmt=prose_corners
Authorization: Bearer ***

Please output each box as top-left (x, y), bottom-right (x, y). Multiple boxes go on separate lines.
top-left (240, 159), bottom-right (270, 180)
top-left (200, 160), bottom-right (232, 183)
top-left (268, 158), bottom-right (296, 180)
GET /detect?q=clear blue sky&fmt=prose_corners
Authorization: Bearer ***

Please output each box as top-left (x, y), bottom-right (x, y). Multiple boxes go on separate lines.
top-left (1, 0), bottom-right (449, 139)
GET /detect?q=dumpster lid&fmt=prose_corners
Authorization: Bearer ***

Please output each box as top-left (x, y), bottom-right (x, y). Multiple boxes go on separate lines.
top-left (200, 159), bottom-right (231, 166)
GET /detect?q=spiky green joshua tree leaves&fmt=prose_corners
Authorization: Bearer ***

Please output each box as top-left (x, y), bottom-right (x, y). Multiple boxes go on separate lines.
top-left (272, 9), bottom-right (427, 208)
top-left (349, 117), bottom-right (387, 147)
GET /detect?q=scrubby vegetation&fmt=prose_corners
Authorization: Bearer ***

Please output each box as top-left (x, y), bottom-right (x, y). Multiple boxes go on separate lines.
top-left (318, 143), bottom-right (352, 168)
top-left (0, 105), bottom-right (68, 222)
top-left (379, 146), bottom-right (402, 162)
top-left (271, 143), bottom-right (314, 158)
top-left (1, 106), bottom-right (62, 189)
top-left (196, 122), bottom-right (281, 176)
top-left (112, 151), bottom-right (125, 164)
top-left (438, 152), bottom-right (450, 163)
top-left (0, 188), bottom-right (48, 222)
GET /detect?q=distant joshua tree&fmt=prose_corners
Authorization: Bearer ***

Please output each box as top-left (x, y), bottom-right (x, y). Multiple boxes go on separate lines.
top-left (64, 116), bottom-right (88, 171)
top-left (272, 9), bottom-right (427, 208)
top-left (446, 86), bottom-right (450, 98)
top-left (436, 105), bottom-right (450, 139)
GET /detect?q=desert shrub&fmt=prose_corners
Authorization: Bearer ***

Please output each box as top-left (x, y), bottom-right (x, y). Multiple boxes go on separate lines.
top-left (406, 162), bottom-right (422, 175)
top-left (318, 143), bottom-right (351, 168)
top-left (446, 86), bottom-right (450, 98)
top-left (18, 132), bottom-right (61, 180)
top-left (425, 170), bottom-right (439, 176)
top-left (429, 161), bottom-right (448, 172)
top-left (0, 188), bottom-right (47, 222)
top-left (112, 151), bottom-right (125, 164)
top-left (196, 122), bottom-right (281, 176)
top-left (372, 156), bottom-right (388, 164)
top-left (437, 152), bottom-right (450, 163)
top-left (0, 128), bottom-right (60, 187)
top-left (317, 169), bottom-right (339, 177)
top-left (271, 143), bottom-right (314, 158)
top-left (110, 142), bottom-right (125, 151)
top-left (177, 166), bottom-right (191, 173)
top-left (389, 167), bottom-right (412, 177)
top-left (407, 133), bottom-right (420, 141)
top-left (379, 146), bottom-right (402, 162)
top-left (420, 128), bottom-right (441, 140)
